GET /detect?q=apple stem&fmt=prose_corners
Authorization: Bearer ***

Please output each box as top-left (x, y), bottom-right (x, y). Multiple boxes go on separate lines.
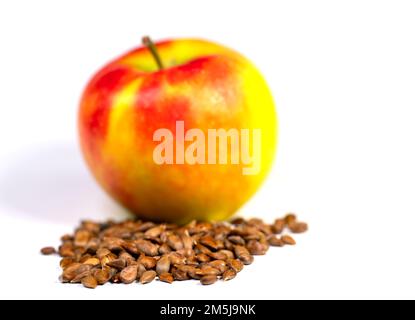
top-left (142, 36), bottom-right (164, 70)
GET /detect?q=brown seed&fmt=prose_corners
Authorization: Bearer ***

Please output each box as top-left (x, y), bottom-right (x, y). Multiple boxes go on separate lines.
top-left (135, 239), bottom-right (159, 256)
top-left (176, 264), bottom-right (193, 273)
top-left (169, 252), bottom-right (186, 265)
top-left (224, 239), bottom-right (234, 251)
top-left (120, 265), bottom-right (138, 284)
top-left (228, 235), bottom-right (246, 245)
top-left (41, 247), bottom-right (56, 255)
top-left (159, 231), bottom-right (169, 243)
top-left (234, 245), bottom-right (248, 257)
top-left (188, 267), bottom-right (202, 280)
top-left (86, 238), bottom-right (100, 253)
top-left (214, 226), bottom-right (230, 239)
top-left (222, 269), bottom-right (237, 281)
top-left (246, 240), bottom-right (269, 255)
top-left (218, 250), bottom-right (235, 259)
top-left (186, 255), bottom-right (199, 266)
top-left (156, 256), bottom-right (171, 275)
top-left (96, 248), bottom-right (111, 259)
top-left (139, 256), bottom-right (157, 269)
top-left (194, 244), bottom-right (212, 255)
top-left (59, 244), bottom-right (75, 258)
top-left (82, 257), bottom-right (100, 266)
top-left (272, 219), bottom-right (285, 234)
top-left (238, 225), bottom-right (258, 237)
top-left (159, 243), bottom-right (172, 255)
top-left (104, 266), bottom-right (118, 278)
top-left (281, 235), bottom-right (296, 245)
top-left (181, 233), bottom-right (194, 256)
top-left (200, 275), bottom-right (217, 285)
top-left (227, 259), bottom-right (244, 273)
top-left (74, 230), bottom-right (91, 247)
top-left (159, 273), bottom-right (174, 284)
top-left (172, 268), bottom-right (189, 281)
top-left (74, 247), bottom-right (87, 261)
top-left (240, 254), bottom-right (253, 265)
top-left (61, 263), bottom-right (92, 282)
top-left (144, 225), bottom-right (165, 239)
top-left (181, 231), bottom-right (194, 250)
top-left (289, 222), bottom-right (308, 234)
top-left (234, 245), bottom-right (253, 265)
top-left (60, 263), bottom-right (79, 281)
top-left (268, 235), bottom-right (285, 247)
top-left (208, 251), bottom-right (228, 260)
top-left (140, 270), bottom-right (157, 284)
top-left (119, 251), bottom-right (135, 265)
top-left (122, 240), bottom-right (140, 255)
top-left (196, 253), bottom-right (211, 263)
top-left (100, 255), bottom-right (112, 267)
top-left (60, 257), bottom-right (74, 269)
top-left (103, 237), bottom-right (125, 253)
top-left (199, 265), bottom-right (221, 276)
top-left (70, 269), bottom-right (92, 283)
top-left (167, 234), bottom-right (183, 251)
top-left (81, 275), bottom-right (98, 289)
top-left (256, 223), bottom-right (273, 235)
top-left (93, 269), bottom-right (111, 285)
top-left (235, 246), bottom-right (254, 265)
top-left (107, 258), bottom-right (126, 270)
top-left (200, 235), bottom-right (218, 250)
top-left (136, 263), bottom-right (146, 279)
top-left (214, 239), bottom-right (225, 250)
top-left (208, 260), bottom-right (228, 273)
top-left (284, 213), bottom-right (297, 226)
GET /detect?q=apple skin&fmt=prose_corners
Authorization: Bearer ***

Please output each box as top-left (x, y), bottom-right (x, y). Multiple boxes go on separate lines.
top-left (78, 38), bottom-right (277, 223)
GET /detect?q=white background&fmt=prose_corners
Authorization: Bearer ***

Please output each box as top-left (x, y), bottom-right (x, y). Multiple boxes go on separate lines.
top-left (0, 0), bottom-right (414, 300)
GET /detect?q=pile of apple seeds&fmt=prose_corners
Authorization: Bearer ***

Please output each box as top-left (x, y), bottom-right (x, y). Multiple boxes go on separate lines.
top-left (41, 214), bottom-right (308, 288)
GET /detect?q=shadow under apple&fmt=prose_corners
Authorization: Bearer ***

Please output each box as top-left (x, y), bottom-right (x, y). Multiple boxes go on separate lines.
top-left (0, 142), bottom-right (130, 224)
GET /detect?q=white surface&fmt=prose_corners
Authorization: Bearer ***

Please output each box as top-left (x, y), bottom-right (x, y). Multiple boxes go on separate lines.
top-left (1, 0), bottom-right (415, 300)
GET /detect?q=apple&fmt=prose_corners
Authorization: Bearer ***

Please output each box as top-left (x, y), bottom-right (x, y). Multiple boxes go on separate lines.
top-left (78, 37), bottom-right (277, 223)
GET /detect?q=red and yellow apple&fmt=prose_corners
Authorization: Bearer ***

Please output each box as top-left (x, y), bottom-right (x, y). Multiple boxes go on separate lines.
top-left (78, 37), bottom-right (277, 223)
